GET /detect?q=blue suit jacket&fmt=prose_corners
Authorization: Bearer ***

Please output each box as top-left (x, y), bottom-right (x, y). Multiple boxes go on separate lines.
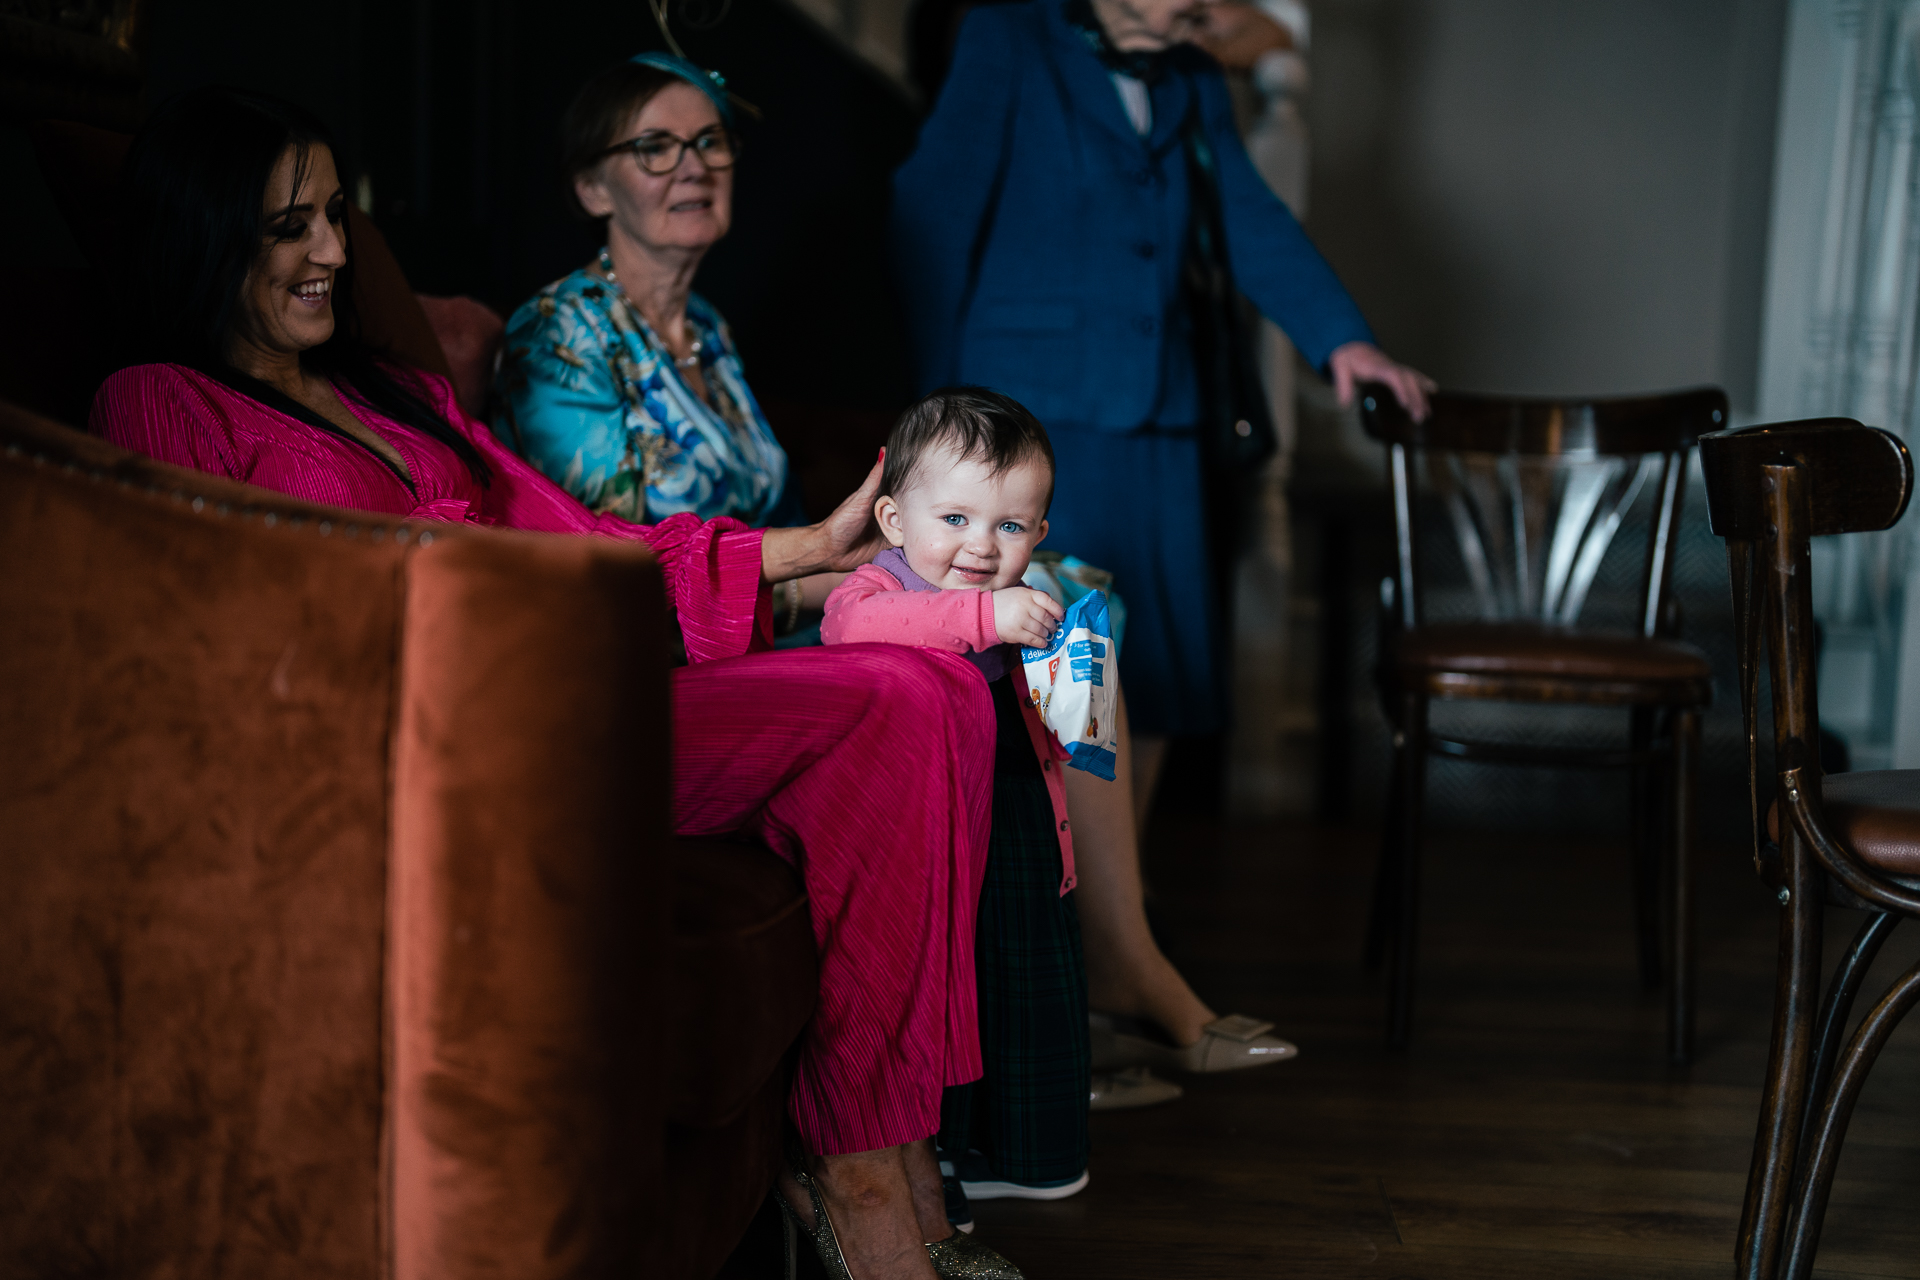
top-left (891, 0), bottom-right (1373, 430)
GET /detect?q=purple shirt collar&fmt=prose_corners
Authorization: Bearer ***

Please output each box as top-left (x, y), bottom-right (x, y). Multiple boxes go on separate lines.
top-left (875, 547), bottom-right (1011, 681)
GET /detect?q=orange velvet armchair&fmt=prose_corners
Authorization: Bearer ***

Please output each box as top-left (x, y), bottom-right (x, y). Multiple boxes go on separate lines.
top-left (0, 399), bottom-right (814, 1278)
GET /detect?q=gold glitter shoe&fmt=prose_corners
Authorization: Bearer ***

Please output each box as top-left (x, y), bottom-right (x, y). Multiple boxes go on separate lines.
top-left (772, 1170), bottom-right (854, 1280)
top-left (926, 1229), bottom-right (1025, 1279)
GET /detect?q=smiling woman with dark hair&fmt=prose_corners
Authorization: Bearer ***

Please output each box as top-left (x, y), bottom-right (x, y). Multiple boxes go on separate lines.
top-left (112, 88), bottom-right (493, 487)
top-left (90, 84), bottom-right (1021, 1280)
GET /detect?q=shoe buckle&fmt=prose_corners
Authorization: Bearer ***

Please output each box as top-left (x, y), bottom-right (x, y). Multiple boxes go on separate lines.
top-left (1204, 1014), bottom-right (1274, 1043)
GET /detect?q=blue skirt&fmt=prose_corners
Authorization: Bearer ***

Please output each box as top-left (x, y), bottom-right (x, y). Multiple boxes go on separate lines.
top-left (1042, 424), bottom-right (1224, 737)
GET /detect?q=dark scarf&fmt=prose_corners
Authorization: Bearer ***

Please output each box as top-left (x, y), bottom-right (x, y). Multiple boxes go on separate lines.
top-left (1063, 0), bottom-right (1170, 83)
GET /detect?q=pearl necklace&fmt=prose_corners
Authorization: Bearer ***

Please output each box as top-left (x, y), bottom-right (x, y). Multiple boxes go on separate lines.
top-left (598, 247), bottom-right (703, 370)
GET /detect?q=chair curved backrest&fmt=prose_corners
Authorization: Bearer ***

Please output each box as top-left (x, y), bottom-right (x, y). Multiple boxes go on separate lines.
top-left (1360, 384), bottom-right (1729, 635)
top-left (1699, 418), bottom-right (1919, 913)
top-left (1701, 418), bottom-right (1912, 539)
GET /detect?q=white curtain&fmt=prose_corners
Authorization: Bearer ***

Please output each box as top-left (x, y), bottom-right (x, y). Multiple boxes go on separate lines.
top-left (1760, 0), bottom-right (1920, 768)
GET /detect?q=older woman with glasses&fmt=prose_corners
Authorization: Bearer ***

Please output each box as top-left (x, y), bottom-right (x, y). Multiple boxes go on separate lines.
top-left (494, 54), bottom-right (808, 539)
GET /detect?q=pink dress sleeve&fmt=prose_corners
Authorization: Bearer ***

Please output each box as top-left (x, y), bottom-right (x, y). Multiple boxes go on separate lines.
top-left (820, 563), bottom-right (999, 655)
top-left (91, 366), bottom-right (247, 479)
top-left (423, 376), bottom-right (773, 665)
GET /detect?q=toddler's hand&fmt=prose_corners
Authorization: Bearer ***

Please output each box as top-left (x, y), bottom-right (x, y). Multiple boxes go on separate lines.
top-left (993, 586), bottom-right (1065, 648)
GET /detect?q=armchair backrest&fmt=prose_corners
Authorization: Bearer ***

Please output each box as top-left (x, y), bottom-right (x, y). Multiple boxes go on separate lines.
top-left (1699, 418), bottom-right (1920, 913)
top-left (0, 400), bottom-right (675, 1278)
top-left (1361, 383), bottom-right (1727, 634)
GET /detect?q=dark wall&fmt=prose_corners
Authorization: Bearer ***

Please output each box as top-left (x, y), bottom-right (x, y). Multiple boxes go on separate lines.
top-left (139, 0), bottom-right (920, 414)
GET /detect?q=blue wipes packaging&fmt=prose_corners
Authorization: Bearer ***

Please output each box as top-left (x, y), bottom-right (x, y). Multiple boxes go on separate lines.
top-left (1019, 590), bottom-right (1120, 780)
top-left (1021, 552), bottom-right (1127, 653)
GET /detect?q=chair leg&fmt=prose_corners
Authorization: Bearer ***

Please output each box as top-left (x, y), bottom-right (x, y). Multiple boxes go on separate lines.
top-left (1795, 913), bottom-right (1899, 1166)
top-left (1629, 706), bottom-right (1662, 991)
top-left (1736, 834), bottom-right (1825, 1280)
top-left (1667, 707), bottom-right (1698, 1066)
top-left (1386, 691), bottom-right (1428, 1052)
top-left (1364, 719), bottom-right (1407, 972)
top-left (1782, 958), bottom-right (1920, 1280)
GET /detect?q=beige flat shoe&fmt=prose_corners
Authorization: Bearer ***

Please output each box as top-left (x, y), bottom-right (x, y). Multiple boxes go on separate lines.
top-left (1090, 1011), bottom-right (1299, 1074)
top-left (1090, 1064), bottom-right (1184, 1110)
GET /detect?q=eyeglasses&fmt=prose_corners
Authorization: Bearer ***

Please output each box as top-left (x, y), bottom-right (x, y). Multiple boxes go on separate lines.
top-left (601, 127), bottom-right (741, 175)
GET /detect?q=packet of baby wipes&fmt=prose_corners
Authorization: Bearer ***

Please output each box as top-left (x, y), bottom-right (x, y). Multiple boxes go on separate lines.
top-left (1022, 552), bottom-right (1128, 653)
top-left (1019, 590), bottom-right (1119, 780)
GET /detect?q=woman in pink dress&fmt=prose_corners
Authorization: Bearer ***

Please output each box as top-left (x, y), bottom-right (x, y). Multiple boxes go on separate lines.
top-left (93, 85), bottom-right (1018, 1280)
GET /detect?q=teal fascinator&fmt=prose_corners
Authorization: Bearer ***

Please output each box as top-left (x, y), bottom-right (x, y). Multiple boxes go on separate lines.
top-left (629, 51), bottom-right (734, 125)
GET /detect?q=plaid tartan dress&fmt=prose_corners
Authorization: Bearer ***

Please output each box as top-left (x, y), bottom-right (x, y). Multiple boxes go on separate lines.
top-left (939, 673), bottom-right (1091, 1184)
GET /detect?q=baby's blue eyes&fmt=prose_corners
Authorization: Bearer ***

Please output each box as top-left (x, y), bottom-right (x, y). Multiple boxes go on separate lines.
top-left (939, 513), bottom-right (1027, 535)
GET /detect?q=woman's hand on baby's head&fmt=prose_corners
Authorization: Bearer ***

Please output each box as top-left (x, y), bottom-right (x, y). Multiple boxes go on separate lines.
top-left (817, 452), bottom-right (890, 571)
top-left (993, 586), bottom-right (1065, 648)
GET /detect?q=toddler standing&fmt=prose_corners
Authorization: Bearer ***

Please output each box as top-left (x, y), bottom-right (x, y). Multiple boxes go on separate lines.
top-left (822, 387), bottom-right (1096, 1218)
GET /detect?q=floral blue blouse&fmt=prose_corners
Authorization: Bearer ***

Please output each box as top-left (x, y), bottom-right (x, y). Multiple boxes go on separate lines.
top-left (492, 269), bottom-right (792, 524)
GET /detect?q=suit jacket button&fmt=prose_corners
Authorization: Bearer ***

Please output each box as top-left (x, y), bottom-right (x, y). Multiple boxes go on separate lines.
top-left (1134, 316), bottom-right (1157, 335)
top-left (1134, 168), bottom-right (1153, 186)
top-left (1134, 241), bottom-right (1156, 258)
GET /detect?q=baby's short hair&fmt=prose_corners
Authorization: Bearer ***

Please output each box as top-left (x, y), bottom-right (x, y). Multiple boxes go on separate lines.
top-left (881, 386), bottom-right (1056, 508)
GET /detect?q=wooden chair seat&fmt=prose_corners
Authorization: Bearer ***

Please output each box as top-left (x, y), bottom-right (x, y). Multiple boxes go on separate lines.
top-left (1766, 770), bottom-right (1920, 879)
top-left (1397, 621), bottom-right (1711, 700)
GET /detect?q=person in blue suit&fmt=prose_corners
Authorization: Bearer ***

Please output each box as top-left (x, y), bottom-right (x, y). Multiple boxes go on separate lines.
top-left (892, 0), bottom-right (1433, 796)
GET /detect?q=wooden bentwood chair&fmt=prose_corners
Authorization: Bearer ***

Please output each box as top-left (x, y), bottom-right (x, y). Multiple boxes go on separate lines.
top-left (1699, 419), bottom-right (1920, 1280)
top-left (1359, 384), bottom-right (1726, 1065)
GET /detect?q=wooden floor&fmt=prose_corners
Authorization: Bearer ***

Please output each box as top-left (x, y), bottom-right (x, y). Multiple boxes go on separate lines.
top-left (970, 820), bottom-right (1920, 1279)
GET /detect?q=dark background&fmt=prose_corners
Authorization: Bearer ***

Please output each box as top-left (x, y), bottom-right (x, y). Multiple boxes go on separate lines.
top-left (12, 0), bottom-right (1798, 421)
top-left (140, 0), bottom-right (922, 415)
